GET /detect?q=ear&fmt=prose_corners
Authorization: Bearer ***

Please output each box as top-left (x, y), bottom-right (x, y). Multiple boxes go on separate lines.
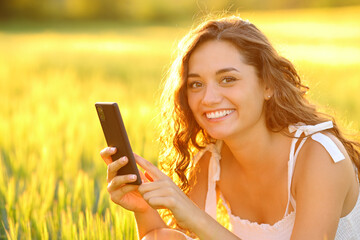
top-left (263, 84), bottom-right (273, 100)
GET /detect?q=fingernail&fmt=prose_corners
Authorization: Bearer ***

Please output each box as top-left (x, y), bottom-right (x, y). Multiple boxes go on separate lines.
top-left (111, 147), bottom-right (116, 152)
top-left (129, 175), bottom-right (137, 180)
top-left (120, 156), bottom-right (127, 163)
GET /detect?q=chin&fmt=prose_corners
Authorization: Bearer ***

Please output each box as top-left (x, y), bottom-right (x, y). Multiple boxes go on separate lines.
top-left (206, 130), bottom-right (232, 141)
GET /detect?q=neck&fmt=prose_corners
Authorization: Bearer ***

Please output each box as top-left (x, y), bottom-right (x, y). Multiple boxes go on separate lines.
top-left (221, 124), bottom-right (287, 177)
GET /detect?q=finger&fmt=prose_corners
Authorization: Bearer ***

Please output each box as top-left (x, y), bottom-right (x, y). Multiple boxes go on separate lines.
top-left (109, 185), bottom-right (139, 202)
top-left (138, 181), bottom-right (166, 195)
top-left (138, 180), bottom-right (183, 199)
top-left (137, 183), bottom-right (168, 207)
top-left (103, 156), bottom-right (113, 166)
top-left (100, 147), bottom-right (117, 165)
top-left (107, 174), bottom-right (138, 192)
top-left (111, 183), bottom-right (139, 196)
top-left (107, 156), bottom-right (128, 182)
top-left (100, 147), bottom-right (117, 158)
top-left (145, 196), bottom-right (175, 210)
top-left (141, 187), bottom-right (175, 202)
top-left (134, 153), bottom-right (166, 181)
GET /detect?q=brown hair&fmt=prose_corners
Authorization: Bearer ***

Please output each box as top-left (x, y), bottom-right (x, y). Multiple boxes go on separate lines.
top-left (158, 15), bottom-right (360, 227)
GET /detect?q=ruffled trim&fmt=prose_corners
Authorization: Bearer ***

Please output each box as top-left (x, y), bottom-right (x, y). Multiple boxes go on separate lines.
top-left (220, 193), bottom-right (296, 233)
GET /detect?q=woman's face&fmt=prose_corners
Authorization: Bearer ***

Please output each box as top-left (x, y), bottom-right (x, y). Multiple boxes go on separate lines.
top-left (186, 40), bottom-right (270, 140)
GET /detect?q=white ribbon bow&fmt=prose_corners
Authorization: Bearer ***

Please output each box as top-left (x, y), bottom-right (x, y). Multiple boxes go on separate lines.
top-left (288, 121), bottom-right (334, 136)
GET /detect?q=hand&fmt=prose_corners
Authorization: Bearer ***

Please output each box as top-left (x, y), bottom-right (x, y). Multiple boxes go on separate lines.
top-left (100, 147), bottom-right (150, 213)
top-left (135, 154), bottom-right (200, 230)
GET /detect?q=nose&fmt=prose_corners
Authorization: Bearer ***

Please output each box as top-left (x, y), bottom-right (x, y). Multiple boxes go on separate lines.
top-left (201, 83), bottom-right (222, 106)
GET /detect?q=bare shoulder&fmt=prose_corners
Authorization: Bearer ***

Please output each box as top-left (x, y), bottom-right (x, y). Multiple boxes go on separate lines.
top-left (290, 132), bottom-right (357, 238)
top-left (292, 132), bottom-right (354, 198)
top-left (188, 151), bottom-right (211, 210)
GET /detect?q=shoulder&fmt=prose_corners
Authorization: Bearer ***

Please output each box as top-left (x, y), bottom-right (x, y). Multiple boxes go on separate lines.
top-left (293, 131), bottom-right (359, 210)
top-left (292, 132), bottom-right (353, 199)
top-left (290, 132), bottom-right (356, 238)
top-left (294, 132), bottom-right (353, 186)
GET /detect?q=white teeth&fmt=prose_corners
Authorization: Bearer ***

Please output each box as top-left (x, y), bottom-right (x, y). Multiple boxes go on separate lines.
top-left (206, 110), bottom-right (234, 119)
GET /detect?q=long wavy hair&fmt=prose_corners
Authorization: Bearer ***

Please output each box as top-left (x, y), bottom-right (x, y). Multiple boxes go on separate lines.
top-left (158, 15), bottom-right (360, 228)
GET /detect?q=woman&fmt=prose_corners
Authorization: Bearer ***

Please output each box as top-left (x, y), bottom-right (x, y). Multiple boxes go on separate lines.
top-left (100, 16), bottom-right (360, 239)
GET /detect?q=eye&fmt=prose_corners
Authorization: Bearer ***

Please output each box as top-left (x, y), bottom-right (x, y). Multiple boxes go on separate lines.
top-left (220, 76), bottom-right (237, 84)
top-left (188, 81), bottom-right (203, 89)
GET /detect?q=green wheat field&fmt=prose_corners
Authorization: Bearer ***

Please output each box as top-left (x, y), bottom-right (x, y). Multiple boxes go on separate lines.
top-left (1, 6), bottom-right (360, 239)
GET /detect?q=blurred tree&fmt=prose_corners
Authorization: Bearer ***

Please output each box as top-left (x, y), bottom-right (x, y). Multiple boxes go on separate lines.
top-left (64, 0), bottom-right (99, 19)
top-left (0, 0), bottom-right (44, 19)
top-left (0, 0), bottom-right (359, 21)
top-left (0, 0), bottom-right (11, 19)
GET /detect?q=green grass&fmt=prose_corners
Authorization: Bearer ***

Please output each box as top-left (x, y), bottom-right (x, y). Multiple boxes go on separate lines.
top-left (0, 6), bottom-right (359, 239)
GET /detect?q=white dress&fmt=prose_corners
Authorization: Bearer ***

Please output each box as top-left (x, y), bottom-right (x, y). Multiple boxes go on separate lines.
top-left (183, 121), bottom-right (360, 239)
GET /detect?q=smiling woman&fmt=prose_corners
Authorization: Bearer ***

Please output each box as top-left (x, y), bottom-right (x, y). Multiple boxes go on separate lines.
top-left (186, 40), bottom-right (268, 140)
top-left (101, 15), bottom-right (360, 240)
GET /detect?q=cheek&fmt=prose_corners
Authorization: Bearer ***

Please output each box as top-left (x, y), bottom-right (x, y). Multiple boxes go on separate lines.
top-left (248, 93), bottom-right (266, 116)
top-left (234, 88), bottom-right (264, 113)
top-left (187, 93), bottom-right (197, 112)
top-left (187, 93), bottom-right (204, 125)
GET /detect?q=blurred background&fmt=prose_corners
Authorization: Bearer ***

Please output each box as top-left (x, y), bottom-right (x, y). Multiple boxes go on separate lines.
top-left (1, 0), bottom-right (359, 239)
top-left (0, 0), bottom-right (359, 21)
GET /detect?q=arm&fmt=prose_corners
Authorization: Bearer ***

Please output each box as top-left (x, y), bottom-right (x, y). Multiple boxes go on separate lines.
top-left (134, 208), bottom-right (167, 239)
top-left (135, 153), bottom-right (241, 240)
top-left (186, 208), bottom-right (240, 240)
top-left (290, 137), bottom-right (356, 240)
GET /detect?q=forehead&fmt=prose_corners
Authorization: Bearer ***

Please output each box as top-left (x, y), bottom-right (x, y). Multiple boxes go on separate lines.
top-left (188, 40), bottom-right (247, 72)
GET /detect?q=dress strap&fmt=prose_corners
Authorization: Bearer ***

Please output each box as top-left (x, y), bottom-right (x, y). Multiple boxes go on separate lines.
top-left (284, 121), bottom-right (345, 215)
top-left (193, 141), bottom-right (223, 220)
top-left (311, 133), bottom-right (345, 163)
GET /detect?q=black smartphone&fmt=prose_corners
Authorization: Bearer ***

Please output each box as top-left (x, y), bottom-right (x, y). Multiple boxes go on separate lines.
top-left (95, 102), bottom-right (142, 185)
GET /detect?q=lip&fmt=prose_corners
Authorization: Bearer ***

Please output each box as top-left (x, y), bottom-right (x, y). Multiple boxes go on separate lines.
top-left (203, 109), bottom-right (235, 122)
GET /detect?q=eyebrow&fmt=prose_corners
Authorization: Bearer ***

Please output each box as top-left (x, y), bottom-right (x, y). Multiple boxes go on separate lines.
top-left (187, 67), bottom-right (239, 78)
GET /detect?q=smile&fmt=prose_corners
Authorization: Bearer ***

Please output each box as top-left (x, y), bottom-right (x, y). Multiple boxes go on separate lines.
top-left (205, 109), bottom-right (235, 119)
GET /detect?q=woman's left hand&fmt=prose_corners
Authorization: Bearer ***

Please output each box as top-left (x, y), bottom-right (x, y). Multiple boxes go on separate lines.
top-left (135, 153), bottom-right (199, 230)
